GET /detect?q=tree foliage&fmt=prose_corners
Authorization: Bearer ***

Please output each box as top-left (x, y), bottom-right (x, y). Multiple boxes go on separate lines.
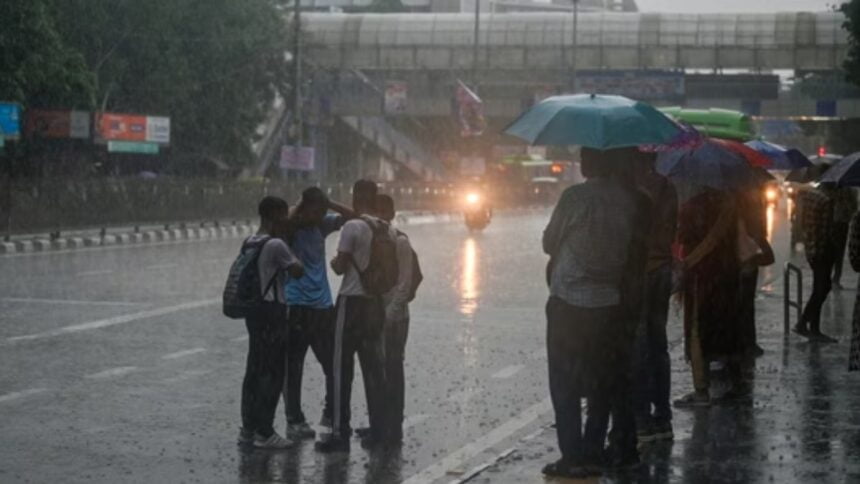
top-left (0, 0), bottom-right (95, 108)
top-left (842, 0), bottom-right (860, 85)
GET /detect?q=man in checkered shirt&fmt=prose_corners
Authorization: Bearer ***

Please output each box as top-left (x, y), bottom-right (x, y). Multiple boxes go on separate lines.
top-left (797, 184), bottom-right (838, 342)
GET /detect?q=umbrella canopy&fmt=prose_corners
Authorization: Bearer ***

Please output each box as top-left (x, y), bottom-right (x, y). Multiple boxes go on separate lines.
top-left (712, 138), bottom-right (772, 168)
top-left (656, 139), bottom-right (757, 191)
top-left (504, 94), bottom-right (681, 150)
top-left (818, 152), bottom-right (860, 186)
top-left (786, 155), bottom-right (839, 183)
top-left (745, 140), bottom-right (813, 170)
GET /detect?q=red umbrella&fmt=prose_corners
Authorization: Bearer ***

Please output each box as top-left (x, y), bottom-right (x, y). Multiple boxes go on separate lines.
top-left (711, 138), bottom-right (772, 168)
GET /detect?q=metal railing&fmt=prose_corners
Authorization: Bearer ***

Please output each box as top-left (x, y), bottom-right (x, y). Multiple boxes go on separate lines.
top-left (783, 262), bottom-right (803, 335)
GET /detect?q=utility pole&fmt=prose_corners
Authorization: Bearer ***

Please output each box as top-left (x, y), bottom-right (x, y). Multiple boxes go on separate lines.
top-left (472, 0), bottom-right (480, 88)
top-left (570, 0), bottom-right (579, 92)
top-left (292, 0), bottom-right (303, 175)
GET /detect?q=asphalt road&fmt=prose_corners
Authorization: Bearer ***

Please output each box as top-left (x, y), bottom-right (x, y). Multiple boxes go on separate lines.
top-left (0, 209), bottom-right (557, 484)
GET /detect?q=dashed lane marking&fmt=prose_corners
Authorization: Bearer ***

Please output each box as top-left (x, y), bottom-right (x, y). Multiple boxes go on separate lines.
top-left (85, 366), bottom-right (138, 379)
top-left (402, 397), bottom-right (552, 484)
top-left (1, 297), bottom-right (145, 307)
top-left (161, 348), bottom-right (207, 360)
top-left (491, 364), bottom-right (525, 379)
top-left (76, 270), bottom-right (114, 276)
top-left (5, 299), bottom-right (219, 343)
top-left (0, 388), bottom-right (48, 404)
top-left (163, 369), bottom-right (212, 383)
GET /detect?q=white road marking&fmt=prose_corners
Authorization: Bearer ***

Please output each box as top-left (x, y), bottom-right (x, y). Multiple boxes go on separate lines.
top-left (77, 269), bottom-right (114, 276)
top-left (1, 297), bottom-right (144, 307)
top-left (85, 366), bottom-right (138, 379)
top-left (231, 335), bottom-right (249, 343)
top-left (162, 347), bottom-right (207, 360)
top-left (163, 369), bottom-right (211, 383)
top-left (5, 299), bottom-right (219, 343)
top-left (144, 263), bottom-right (175, 270)
top-left (0, 388), bottom-right (48, 404)
top-left (402, 398), bottom-right (552, 484)
top-left (491, 364), bottom-right (525, 379)
top-left (403, 414), bottom-right (431, 430)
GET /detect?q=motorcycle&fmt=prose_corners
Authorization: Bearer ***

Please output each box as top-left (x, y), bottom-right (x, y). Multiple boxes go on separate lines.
top-left (463, 191), bottom-right (492, 232)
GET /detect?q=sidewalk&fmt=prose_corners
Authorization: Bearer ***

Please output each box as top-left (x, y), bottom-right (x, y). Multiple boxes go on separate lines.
top-left (464, 261), bottom-right (860, 484)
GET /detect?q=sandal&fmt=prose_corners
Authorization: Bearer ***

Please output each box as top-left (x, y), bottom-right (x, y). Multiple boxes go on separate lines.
top-left (542, 460), bottom-right (589, 479)
top-left (673, 391), bottom-right (711, 408)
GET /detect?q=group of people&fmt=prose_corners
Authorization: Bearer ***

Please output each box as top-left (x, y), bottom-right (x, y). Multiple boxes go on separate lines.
top-left (232, 180), bottom-right (419, 451)
top-left (541, 147), bottom-right (778, 478)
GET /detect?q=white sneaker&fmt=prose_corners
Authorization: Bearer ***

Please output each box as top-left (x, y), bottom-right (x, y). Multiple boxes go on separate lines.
top-left (253, 432), bottom-right (294, 449)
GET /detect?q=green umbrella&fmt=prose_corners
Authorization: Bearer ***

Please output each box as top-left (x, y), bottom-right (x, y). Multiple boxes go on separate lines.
top-left (504, 94), bottom-right (682, 150)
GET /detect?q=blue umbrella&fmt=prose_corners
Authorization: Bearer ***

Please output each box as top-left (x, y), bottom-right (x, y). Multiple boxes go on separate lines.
top-left (504, 94), bottom-right (682, 149)
top-left (745, 140), bottom-right (813, 170)
top-left (818, 152), bottom-right (860, 186)
top-left (657, 140), bottom-right (757, 192)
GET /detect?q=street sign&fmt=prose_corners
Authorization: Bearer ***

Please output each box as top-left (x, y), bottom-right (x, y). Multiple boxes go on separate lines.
top-left (108, 140), bottom-right (159, 154)
top-left (280, 146), bottom-right (315, 171)
top-left (0, 102), bottom-right (21, 139)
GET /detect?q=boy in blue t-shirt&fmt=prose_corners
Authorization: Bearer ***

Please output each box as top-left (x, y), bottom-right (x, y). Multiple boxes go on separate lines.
top-left (281, 187), bottom-right (354, 439)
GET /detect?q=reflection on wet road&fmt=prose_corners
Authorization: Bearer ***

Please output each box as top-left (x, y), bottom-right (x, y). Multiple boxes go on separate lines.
top-left (0, 203), bottom-right (858, 483)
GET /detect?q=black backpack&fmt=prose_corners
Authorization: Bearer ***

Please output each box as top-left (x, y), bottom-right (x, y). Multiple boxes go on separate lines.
top-left (222, 237), bottom-right (278, 319)
top-left (353, 216), bottom-right (399, 296)
top-left (396, 229), bottom-right (423, 302)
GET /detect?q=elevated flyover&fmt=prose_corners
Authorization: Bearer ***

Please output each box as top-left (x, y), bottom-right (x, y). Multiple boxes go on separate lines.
top-left (303, 11), bottom-right (847, 71)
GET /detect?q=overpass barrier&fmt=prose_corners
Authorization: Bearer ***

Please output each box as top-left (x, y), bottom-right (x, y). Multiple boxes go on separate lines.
top-left (304, 11), bottom-right (847, 70)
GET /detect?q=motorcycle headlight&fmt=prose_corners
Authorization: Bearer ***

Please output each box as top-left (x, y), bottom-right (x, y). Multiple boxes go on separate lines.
top-left (466, 193), bottom-right (480, 205)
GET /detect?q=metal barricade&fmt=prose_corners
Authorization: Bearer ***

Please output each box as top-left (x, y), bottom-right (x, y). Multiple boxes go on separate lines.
top-left (783, 262), bottom-right (803, 334)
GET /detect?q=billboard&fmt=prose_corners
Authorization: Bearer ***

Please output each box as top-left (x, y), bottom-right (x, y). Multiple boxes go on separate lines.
top-left (280, 146), bottom-right (315, 171)
top-left (26, 110), bottom-right (90, 139)
top-left (575, 70), bottom-right (684, 101)
top-left (0, 103), bottom-right (21, 139)
top-left (384, 81), bottom-right (408, 114)
top-left (96, 113), bottom-right (170, 144)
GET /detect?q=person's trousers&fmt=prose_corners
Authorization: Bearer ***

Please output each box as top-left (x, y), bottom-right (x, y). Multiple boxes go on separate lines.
top-left (738, 265), bottom-right (760, 352)
top-left (241, 304), bottom-right (288, 438)
top-left (383, 318), bottom-right (409, 441)
top-left (634, 265), bottom-right (672, 425)
top-left (833, 222), bottom-right (849, 284)
top-left (684, 277), bottom-right (709, 393)
top-left (331, 295), bottom-right (387, 440)
top-left (803, 252), bottom-right (836, 332)
top-left (546, 297), bottom-right (616, 463)
top-left (282, 306), bottom-right (334, 425)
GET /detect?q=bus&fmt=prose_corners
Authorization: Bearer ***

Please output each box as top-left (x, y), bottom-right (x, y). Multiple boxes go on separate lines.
top-left (660, 107), bottom-right (755, 141)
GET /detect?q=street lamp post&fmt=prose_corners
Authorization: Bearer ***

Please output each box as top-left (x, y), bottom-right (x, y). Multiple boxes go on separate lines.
top-left (570, 0), bottom-right (579, 92)
top-left (472, 0), bottom-right (481, 87)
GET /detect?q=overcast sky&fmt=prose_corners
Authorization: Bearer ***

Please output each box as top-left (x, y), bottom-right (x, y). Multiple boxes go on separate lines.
top-left (635, 0), bottom-right (836, 13)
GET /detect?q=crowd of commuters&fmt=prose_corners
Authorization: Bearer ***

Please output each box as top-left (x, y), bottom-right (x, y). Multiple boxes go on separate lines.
top-left (230, 180), bottom-right (419, 451)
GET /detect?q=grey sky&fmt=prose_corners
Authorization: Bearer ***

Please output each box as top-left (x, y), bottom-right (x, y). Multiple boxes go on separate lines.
top-left (635, 0), bottom-right (837, 13)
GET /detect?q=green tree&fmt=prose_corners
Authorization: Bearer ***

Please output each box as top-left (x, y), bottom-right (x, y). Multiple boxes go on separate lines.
top-left (842, 0), bottom-right (860, 85)
top-left (50, 0), bottom-right (294, 167)
top-left (0, 0), bottom-right (94, 108)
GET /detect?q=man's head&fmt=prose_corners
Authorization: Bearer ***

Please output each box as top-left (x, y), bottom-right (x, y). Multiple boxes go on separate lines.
top-left (376, 194), bottom-right (395, 223)
top-left (352, 179), bottom-right (378, 214)
top-left (579, 148), bottom-right (613, 179)
top-left (258, 196), bottom-right (289, 235)
top-left (298, 186), bottom-right (329, 226)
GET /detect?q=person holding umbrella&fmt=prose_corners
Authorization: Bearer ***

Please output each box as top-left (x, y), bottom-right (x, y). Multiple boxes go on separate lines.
top-left (508, 94), bottom-right (682, 477)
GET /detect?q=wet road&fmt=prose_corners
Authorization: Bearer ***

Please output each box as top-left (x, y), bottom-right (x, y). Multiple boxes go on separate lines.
top-left (1, 203), bottom-right (859, 483)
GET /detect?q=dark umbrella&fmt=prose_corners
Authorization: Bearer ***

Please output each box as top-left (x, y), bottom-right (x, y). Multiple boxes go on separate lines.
top-left (818, 152), bottom-right (860, 186)
top-left (745, 140), bottom-right (813, 170)
top-left (656, 139), bottom-right (758, 192)
top-left (785, 155), bottom-right (839, 183)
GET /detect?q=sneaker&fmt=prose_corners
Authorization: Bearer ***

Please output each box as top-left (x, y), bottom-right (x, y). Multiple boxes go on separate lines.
top-left (287, 422), bottom-right (316, 440)
top-left (652, 420), bottom-right (674, 441)
top-left (541, 460), bottom-right (588, 479)
top-left (253, 432), bottom-right (294, 449)
top-left (636, 421), bottom-right (657, 444)
top-left (315, 435), bottom-right (350, 453)
top-left (674, 391), bottom-right (710, 408)
top-left (237, 427), bottom-right (254, 446)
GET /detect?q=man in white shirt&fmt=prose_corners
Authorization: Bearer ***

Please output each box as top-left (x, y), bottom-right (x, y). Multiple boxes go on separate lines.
top-left (317, 180), bottom-right (388, 452)
top-left (238, 197), bottom-right (303, 450)
top-left (377, 194), bottom-right (414, 443)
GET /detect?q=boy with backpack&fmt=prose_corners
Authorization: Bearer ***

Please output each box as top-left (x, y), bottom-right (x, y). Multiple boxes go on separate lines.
top-left (376, 194), bottom-right (421, 443)
top-left (224, 196), bottom-right (304, 449)
top-left (317, 180), bottom-right (399, 452)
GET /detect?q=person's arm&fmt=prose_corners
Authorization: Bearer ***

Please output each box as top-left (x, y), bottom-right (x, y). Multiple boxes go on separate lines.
top-left (331, 251), bottom-right (350, 275)
top-left (328, 200), bottom-right (356, 220)
top-left (542, 189), bottom-right (575, 255)
top-left (272, 240), bottom-right (304, 279)
top-left (386, 235), bottom-right (414, 321)
top-left (331, 221), bottom-right (357, 275)
top-left (849, 212), bottom-right (860, 272)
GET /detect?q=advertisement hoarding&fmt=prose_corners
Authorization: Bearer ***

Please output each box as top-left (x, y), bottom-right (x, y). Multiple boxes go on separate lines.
top-left (26, 110), bottom-right (90, 139)
top-left (575, 70), bottom-right (685, 101)
top-left (280, 146), bottom-right (315, 171)
top-left (0, 103), bottom-right (22, 139)
top-left (384, 81), bottom-right (408, 114)
top-left (97, 112), bottom-right (170, 144)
